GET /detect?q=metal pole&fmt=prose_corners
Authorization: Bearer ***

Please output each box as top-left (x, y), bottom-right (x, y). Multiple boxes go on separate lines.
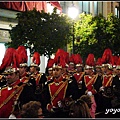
top-left (72, 22), bottom-right (75, 54)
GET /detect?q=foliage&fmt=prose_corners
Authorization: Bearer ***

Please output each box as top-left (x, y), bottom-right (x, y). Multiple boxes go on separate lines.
top-left (75, 13), bottom-right (97, 43)
top-left (6, 8), bottom-right (73, 58)
top-left (105, 13), bottom-right (120, 55)
top-left (74, 12), bottom-right (120, 61)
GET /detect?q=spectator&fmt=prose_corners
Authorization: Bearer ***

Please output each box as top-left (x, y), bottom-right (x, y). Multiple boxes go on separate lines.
top-left (80, 95), bottom-right (92, 109)
top-left (69, 99), bottom-right (91, 118)
top-left (20, 101), bottom-right (44, 118)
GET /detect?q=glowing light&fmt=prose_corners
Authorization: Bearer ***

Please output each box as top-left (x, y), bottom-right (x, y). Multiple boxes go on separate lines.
top-left (68, 5), bottom-right (79, 19)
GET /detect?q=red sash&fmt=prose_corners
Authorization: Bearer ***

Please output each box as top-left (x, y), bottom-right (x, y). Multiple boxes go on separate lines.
top-left (0, 79), bottom-right (28, 118)
top-left (48, 76), bottom-right (68, 107)
top-left (102, 75), bottom-right (113, 87)
top-left (73, 72), bottom-right (84, 83)
top-left (84, 74), bottom-right (98, 94)
top-left (35, 73), bottom-right (41, 85)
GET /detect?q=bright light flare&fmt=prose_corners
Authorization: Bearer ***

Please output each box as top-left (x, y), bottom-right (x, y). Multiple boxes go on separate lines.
top-left (68, 6), bottom-right (79, 19)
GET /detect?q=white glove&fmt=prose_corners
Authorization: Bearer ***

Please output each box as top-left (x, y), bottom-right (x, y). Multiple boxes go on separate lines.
top-left (100, 86), bottom-right (104, 91)
top-left (57, 101), bottom-right (63, 108)
top-left (9, 114), bottom-right (16, 119)
top-left (87, 91), bottom-right (92, 96)
top-left (79, 81), bottom-right (82, 84)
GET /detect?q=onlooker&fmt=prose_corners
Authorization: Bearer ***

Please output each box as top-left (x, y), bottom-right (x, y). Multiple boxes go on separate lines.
top-left (20, 101), bottom-right (44, 118)
top-left (69, 99), bottom-right (91, 118)
top-left (80, 95), bottom-right (92, 109)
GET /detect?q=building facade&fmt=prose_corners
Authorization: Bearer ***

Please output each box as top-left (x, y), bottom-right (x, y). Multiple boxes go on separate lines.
top-left (60, 1), bottom-right (120, 18)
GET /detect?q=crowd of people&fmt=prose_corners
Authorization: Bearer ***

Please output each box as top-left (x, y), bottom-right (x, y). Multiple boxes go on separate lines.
top-left (0, 46), bottom-right (120, 118)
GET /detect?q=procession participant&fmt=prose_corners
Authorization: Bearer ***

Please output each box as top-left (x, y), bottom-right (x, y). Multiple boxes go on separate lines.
top-left (111, 57), bottom-right (120, 113)
top-left (45, 58), bottom-right (54, 81)
top-left (73, 54), bottom-right (85, 97)
top-left (2, 67), bottom-right (36, 118)
top-left (29, 52), bottom-right (47, 110)
top-left (29, 52), bottom-right (47, 86)
top-left (112, 55), bottom-right (119, 77)
top-left (51, 49), bottom-right (70, 77)
top-left (95, 57), bottom-right (103, 77)
top-left (0, 48), bottom-right (36, 118)
top-left (83, 53), bottom-right (102, 118)
top-left (100, 48), bottom-right (114, 111)
top-left (67, 54), bottom-right (76, 76)
top-left (16, 45), bottom-right (28, 79)
top-left (0, 74), bottom-right (7, 87)
top-left (43, 52), bottom-right (79, 118)
top-left (16, 46), bottom-right (36, 92)
top-left (0, 47), bottom-right (19, 88)
top-left (103, 56), bottom-right (120, 118)
top-left (61, 51), bottom-right (69, 77)
top-left (94, 57), bottom-right (103, 113)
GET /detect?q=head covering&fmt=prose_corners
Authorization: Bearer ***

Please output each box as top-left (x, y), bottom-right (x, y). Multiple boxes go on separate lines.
top-left (47, 59), bottom-right (55, 70)
top-left (53, 49), bottom-right (67, 69)
top-left (101, 48), bottom-right (113, 69)
top-left (116, 57), bottom-right (120, 70)
top-left (95, 57), bottom-right (102, 68)
top-left (64, 51), bottom-right (69, 67)
top-left (0, 48), bottom-right (19, 73)
top-left (2, 66), bottom-right (19, 75)
top-left (16, 46), bottom-right (28, 67)
top-left (54, 49), bottom-right (69, 68)
top-left (69, 54), bottom-right (75, 65)
top-left (0, 48), bottom-right (19, 74)
top-left (85, 53), bottom-right (95, 69)
top-left (73, 54), bottom-right (83, 67)
top-left (53, 54), bottom-right (64, 69)
top-left (30, 52), bottom-right (40, 67)
top-left (53, 49), bottom-right (69, 69)
top-left (112, 55), bottom-right (119, 68)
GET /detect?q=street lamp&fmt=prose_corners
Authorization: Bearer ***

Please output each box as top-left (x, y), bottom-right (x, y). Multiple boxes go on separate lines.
top-left (68, 2), bottom-right (79, 54)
